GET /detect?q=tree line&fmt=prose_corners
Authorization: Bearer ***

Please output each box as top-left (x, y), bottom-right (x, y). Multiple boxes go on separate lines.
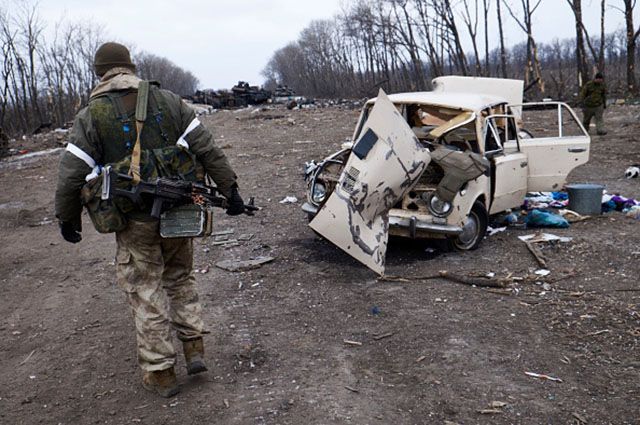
top-left (0, 2), bottom-right (199, 137)
top-left (263, 0), bottom-right (640, 101)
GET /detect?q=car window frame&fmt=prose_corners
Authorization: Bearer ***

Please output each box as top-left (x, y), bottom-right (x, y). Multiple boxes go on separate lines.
top-left (484, 113), bottom-right (520, 157)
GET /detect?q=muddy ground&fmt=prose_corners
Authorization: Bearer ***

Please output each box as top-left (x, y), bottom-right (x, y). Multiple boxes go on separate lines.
top-left (1, 104), bottom-right (639, 425)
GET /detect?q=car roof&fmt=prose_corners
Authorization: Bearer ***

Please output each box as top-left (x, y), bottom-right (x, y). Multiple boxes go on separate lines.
top-left (366, 91), bottom-right (508, 112)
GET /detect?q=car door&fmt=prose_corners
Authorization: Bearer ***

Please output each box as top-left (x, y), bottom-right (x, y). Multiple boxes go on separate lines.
top-left (486, 114), bottom-right (529, 214)
top-left (515, 102), bottom-right (590, 191)
top-left (309, 89), bottom-right (432, 275)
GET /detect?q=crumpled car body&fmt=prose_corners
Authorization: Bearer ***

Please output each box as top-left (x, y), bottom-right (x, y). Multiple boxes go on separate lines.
top-left (303, 77), bottom-right (590, 274)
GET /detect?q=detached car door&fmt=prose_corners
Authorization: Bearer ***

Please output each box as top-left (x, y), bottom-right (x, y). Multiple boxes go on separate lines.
top-left (309, 90), bottom-right (432, 275)
top-left (515, 102), bottom-right (590, 191)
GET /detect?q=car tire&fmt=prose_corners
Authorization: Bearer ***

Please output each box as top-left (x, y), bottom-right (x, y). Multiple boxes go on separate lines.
top-left (448, 201), bottom-right (488, 251)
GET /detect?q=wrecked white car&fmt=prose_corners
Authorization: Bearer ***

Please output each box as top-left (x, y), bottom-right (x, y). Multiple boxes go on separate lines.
top-left (303, 77), bottom-right (590, 274)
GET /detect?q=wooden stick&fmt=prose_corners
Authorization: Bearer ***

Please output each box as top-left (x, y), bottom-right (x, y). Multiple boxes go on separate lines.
top-left (380, 271), bottom-right (508, 288)
top-left (373, 332), bottom-right (394, 341)
top-left (437, 271), bottom-right (508, 288)
top-left (524, 240), bottom-right (547, 268)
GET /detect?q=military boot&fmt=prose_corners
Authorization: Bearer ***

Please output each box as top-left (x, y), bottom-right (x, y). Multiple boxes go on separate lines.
top-left (183, 338), bottom-right (208, 375)
top-left (142, 367), bottom-right (179, 398)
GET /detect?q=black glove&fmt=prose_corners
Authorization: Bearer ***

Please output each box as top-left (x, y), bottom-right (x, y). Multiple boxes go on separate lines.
top-left (226, 187), bottom-right (245, 216)
top-left (60, 221), bottom-right (82, 243)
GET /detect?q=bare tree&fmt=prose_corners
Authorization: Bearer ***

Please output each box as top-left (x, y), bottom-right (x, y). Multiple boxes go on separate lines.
top-left (496, 0), bottom-right (508, 78)
top-left (504, 0), bottom-right (545, 93)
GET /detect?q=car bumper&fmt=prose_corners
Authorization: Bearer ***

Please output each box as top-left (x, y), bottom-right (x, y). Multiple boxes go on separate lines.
top-left (302, 202), bottom-right (463, 237)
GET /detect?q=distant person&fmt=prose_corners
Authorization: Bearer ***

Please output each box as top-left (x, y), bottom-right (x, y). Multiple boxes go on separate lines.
top-left (55, 42), bottom-right (246, 397)
top-left (580, 72), bottom-right (607, 135)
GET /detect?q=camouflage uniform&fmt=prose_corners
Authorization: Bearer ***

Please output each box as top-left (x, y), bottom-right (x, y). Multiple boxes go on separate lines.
top-left (116, 220), bottom-right (206, 371)
top-left (580, 79), bottom-right (607, 135)
top-left (55, 67), bottom-right (238, 373)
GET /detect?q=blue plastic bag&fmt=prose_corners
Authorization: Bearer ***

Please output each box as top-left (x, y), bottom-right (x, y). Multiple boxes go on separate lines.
top-left (524, 209), bottom-right (570, 228)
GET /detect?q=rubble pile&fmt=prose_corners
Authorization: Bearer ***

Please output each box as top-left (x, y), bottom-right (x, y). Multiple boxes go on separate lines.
top-left (1, 127), bottom-right (69, 159)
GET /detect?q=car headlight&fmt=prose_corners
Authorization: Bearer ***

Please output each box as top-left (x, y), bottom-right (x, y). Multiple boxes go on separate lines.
top-left (312, 182), bottom-right (327, 203)
top-left (428, 194), bottom-right (452, 217)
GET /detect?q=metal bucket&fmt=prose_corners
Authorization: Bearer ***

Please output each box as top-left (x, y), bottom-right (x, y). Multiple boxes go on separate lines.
top-left (566, 183), bottom-right (604, 215)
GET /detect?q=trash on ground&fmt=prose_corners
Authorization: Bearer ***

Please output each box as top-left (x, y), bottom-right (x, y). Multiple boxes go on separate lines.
top-left (602, 192), bottom-right (640, 213)
top-left (534, 269), bottom-right (551, 276)
top-left (625, 165), bottom-right (640, 179)
top-left (343, 340), bottom-right (362, 346)
top-left (211, 239), bottom-right (239, 246)
top-left (372, 332), bottom-right (394, 341)
top-left (523, 191), bottom-right (569, 210)
top-left (212, 229), bottom-right (234, 236)
top-left (487, 226), bottom-right (506, 236)
top-left (478, 409), bottom-right (502, 414)
top-left (558, 209), bottom-right (589, 222)
top-left (525, 371), bottom-right (563, 382)
top-left (215, 256), bottom-right (274, 272)
top-left (625, 205), bottom-right (640, 219)
top-left (379, 271), bottom-right (509, 288)
top-left (279, 196), bottom-right (298, 204)
top-left (524, 209), bottom-right (570, 228)
top-left (521, 237), bottom-right (548, 268)
top-left (518, 233), bottom-right (572, 243)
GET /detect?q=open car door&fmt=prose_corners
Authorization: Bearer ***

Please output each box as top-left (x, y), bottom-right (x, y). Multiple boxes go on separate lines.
top-left (309, 90), bottom-right (432, 275)
top-left (515, 102), bottom-right (590, 191)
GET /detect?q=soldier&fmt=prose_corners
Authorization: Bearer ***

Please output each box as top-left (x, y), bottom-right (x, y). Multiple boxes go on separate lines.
top-left (55, 42), bottom-right (245, 397)
top-left (580, 72), bottom-right (607, 136)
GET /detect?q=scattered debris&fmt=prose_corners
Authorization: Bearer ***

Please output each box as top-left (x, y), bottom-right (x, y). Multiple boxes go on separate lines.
top-left (344, 386), bottom-right (359, 393)
top-left (279, 196), bottom-right (298, 204)
top-left (572, 412), bottom-right (588, 424)
top-left (534, 269), bottom-right (551, 277)
top-left (559, 209), bottom-right (590, 223)
top-left (487, 226), bottom-right (507, 236)
top-left (518, 233), bottom-right (572, 243)
top-left (585, 329), bottom-right (611, 336)
top-left (477, 400), bottom-right (507, 414)
top-left (372, 332), bottom-right (394, 341)
top-left (525, 371), bottom-right (563, 382)
top-left (211, 239), bottom-right (239, 246)
top-left (223, 399), bottom-right (230, 408)
top-left (524, 209), bottom-right (570, 228)
top-left (380, 271), bottom-right (509, 288)
top-left (215, 256), bottom-right (274, 272)
top-left (343, 340), bottom-right (362, 346)
top-left (478, 409), bottom-right (502, 415)
top-left (19, 350), bottom-right (35, 366)
top-left (212, 229), bottom-right (234, 237)
top-left (416, 355), bottom-right (427, 363)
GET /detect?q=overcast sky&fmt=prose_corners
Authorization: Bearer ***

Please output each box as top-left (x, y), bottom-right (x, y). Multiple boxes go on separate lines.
top-left (25, 0), bottom-right (640, 89)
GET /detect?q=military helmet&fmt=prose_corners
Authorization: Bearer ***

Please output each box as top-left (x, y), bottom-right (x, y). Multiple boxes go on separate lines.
top-left (94, 42), bottom-right (135, 77)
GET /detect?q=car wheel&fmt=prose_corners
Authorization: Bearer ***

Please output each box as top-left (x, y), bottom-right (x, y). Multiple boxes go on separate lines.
top-left (449, 201), bottom-right (488, 251)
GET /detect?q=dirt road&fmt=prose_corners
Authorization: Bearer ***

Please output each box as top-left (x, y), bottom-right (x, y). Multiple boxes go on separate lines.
top-left (1, 104), bottom-right (639, 424)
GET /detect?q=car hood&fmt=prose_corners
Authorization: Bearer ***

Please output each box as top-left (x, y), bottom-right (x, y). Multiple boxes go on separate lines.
top-left (309, 89), bottom-right (432, 275)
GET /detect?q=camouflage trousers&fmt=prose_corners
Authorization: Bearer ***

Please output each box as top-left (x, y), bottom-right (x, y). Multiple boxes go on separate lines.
top-left (582, 105), bottom-right (606, 135)
top-left (115, 219), bottom-right (207, 372)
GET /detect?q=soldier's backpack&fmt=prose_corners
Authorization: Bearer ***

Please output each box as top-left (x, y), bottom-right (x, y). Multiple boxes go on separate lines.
top-left (81, 81), bottom-right (205, 234)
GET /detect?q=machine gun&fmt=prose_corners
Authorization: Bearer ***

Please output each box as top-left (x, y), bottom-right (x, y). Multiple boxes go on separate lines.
top-left (100, 165), bottom-right (259, 218)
